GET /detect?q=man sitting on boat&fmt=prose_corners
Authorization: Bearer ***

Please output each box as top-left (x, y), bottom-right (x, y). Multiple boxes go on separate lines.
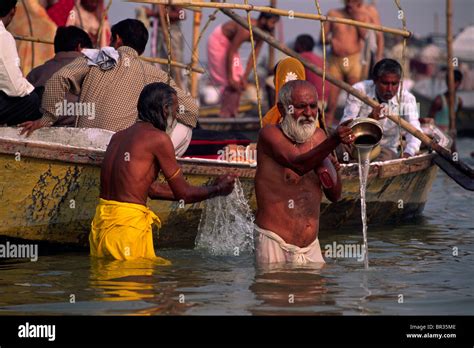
top-left (19, 19), bottom-right (198, 157)
top-left (90, 82), bottom-right (235, 262)
top-left (27, 26), bottom-right (93, 126)
top-left (255, 80), bottom-right (354, 265)
top-left (0, 0), bottom-right (43, 126)
top-left (341, 58), bottom-right (422, 161)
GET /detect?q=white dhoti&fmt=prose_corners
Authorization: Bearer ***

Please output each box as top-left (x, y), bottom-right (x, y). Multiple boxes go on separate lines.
top-left (170, 122), bottom-right (193, 157)
top-left (254, 225), bottom-right (325, 265)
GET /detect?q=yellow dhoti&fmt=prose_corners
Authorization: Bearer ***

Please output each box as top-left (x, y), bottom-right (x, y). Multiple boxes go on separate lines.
top-left (89, 199), bottom-right (170, 264)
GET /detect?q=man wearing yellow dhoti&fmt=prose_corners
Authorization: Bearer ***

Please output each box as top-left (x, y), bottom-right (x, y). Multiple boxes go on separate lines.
top-left (90, 82), bottom-right (236, 262)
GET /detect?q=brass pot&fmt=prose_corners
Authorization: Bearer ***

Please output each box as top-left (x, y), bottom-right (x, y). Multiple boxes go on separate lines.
top-left (349, 117), bottom-right (383, 146)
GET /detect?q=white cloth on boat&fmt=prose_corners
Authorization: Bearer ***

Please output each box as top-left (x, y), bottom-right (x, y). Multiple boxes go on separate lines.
top-left (82, 47), bottom-right (119, 70)
top-left (341, 80), bottom-right (422, 156)
top-left (170, 122), bottom-right (193, 157)
top-left (254, 224), bottom-right (325, 265)
top-left (0, 20), bottom-right (34, 97)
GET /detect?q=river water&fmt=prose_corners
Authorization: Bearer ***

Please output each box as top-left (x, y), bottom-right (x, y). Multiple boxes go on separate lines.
top-left (0, 139), bottom-right (472, 316)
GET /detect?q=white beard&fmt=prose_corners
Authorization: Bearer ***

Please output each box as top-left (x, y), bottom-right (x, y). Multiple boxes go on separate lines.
top-left (166, 115), bottom-right (178, 135)
top-left (280, 114), bottom-right (317, 143)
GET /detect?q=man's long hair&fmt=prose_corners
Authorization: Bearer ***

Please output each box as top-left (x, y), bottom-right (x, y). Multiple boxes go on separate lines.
top-left (137, 83), bottom-right (177, 132)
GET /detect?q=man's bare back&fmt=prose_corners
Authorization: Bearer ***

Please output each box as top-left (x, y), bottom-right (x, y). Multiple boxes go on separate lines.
top-left (256, 126), bottom-right (328, 247)
top-left (101, 122), bottom-right (163, 206)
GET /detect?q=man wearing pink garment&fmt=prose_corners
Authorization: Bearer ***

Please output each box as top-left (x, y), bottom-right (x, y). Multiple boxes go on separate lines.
top-left (207, 13), bottom-right (280, 117)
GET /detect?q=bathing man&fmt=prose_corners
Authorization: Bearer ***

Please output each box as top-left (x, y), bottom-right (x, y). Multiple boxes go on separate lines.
top-left (255, 80), bottom-right (355, 265)
top-left (90, 83), bottom-right (235, 262)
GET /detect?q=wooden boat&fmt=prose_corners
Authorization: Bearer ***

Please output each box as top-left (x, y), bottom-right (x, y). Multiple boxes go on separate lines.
top-left (0, 127), bottom-right (438, 249)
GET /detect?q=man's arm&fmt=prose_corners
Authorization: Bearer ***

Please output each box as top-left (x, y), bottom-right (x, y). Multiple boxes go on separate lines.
top-left (0, 33), bottom-right (34, 97)
top-left (259, 126), bottom-right (353, 176)
top-left (226, 27), bottom-right (249, 90)
top-left (321, 12), bottom-right (332, 45)
top-left (20, 57), bottom-right (90, 135)
top-left (321, 156), bottom-right (342, 202)
top-left (149, 132), bottom-right (235, 202)
top-left (242, 40), bottom-right (263, 84)
top-left (368, 5), bottom-right (384, 61)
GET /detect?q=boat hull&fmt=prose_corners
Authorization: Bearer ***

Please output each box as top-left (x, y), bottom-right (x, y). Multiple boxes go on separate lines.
top-left (0, 138), bottom-right (438, 249)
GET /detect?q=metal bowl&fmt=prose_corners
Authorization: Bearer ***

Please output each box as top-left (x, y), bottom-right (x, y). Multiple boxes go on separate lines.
top-left (349, 118), bottom-right (383, 146)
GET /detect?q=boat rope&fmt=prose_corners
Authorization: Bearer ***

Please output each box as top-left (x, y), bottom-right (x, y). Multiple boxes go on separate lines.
top-left (314, 0), bottom-right (328, 136)
top-left (394, 0), bottom-right (407, 156)
top-left (244, 0), bottom-right (263, 127)
top-left (21, 0), bottom-right (35, 71)
top-left (165, 5), bottom-right (172, 85)
top-left (97, 0), bottom-right (113, 48)
top-left (189, 9), bottom-right (219, 77)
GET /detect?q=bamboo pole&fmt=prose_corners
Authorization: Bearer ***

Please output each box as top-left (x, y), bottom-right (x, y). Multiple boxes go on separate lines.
top-left (268, 0), bottom-right (276, 71)
top-left (190, 10), bottom-right (202, 98)
top-left (14, 35), bottom-right (54, 45)
top-left (141, 56), bottom-right (205, 73)
top-left (446, 0), bottom-right (456, 140)
top-left (127, 0), bottom-right (412, 38)
top-left (220, 8), bottom-right (456, 160)
top-left (12, 35), bottom-right (203, 72)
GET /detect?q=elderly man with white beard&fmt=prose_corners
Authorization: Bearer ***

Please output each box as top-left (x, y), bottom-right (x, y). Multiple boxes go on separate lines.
top-left (254, 80), bottom-right (355, 265)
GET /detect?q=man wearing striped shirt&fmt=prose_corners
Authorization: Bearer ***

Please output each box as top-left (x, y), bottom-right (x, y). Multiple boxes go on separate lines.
top-left (20, 19), bottom-right (198, 157)
top-left (340, 58), bottom-right (421, 160)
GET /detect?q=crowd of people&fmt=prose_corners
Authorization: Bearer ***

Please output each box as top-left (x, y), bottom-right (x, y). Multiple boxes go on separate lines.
top-left (0, 0), bottom-right (464, 266)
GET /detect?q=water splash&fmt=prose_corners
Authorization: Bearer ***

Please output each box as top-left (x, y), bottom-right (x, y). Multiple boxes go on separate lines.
top-left (356, 144), bottom-right (372, 269)
top-left (195, 179), bottom-right (255, 256)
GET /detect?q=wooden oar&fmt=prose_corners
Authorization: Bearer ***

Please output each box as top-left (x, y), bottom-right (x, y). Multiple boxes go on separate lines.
top-left (220, 8), bottom-right (474, 191)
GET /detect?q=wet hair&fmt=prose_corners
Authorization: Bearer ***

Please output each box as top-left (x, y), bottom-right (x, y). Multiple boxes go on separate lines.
top-left (295, 34), bottom-right (315, 53)
top-left (372, 58), bottom-right (402, 80)
top-left (278, 80), bottom-right (318, 112)
top-left (54, 26), bottom-right (93, 53)
top-left (137, 82), bottom-right (177, 131)
top-left (111, 19), bottom-right (149, 55)
top-left (0, 0), bottom-right (17, 17)
top-left (258, 12), bottom-right (280, 21)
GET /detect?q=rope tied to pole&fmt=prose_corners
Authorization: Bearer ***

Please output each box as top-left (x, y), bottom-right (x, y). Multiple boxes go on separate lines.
top-left (394, 0), bottom-right (407, 157)
top-left (314, 0), bottom-right (328, 135)
top-left (165, 6), bottom-right (172, 85)
top-left (244, 0), bottom-right (263, 127)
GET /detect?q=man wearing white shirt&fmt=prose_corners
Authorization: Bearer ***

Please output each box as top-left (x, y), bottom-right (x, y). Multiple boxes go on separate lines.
top-left (0, 0), bottom-right (42, 125)
top-left (340, 58), bottom-right (421, 160)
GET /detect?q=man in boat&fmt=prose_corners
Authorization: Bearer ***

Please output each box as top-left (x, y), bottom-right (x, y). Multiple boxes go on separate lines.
top-left (323, 0), bottom-right (373, 127)
top-left (19, 19), bottom-right (197, 157)
top-left (255, 80), bottom-right (355, 265)
top-left (27, 26), bottom-right (93, 126)
top-left (0, 0), bottom-right (43, 125)
top-left (90, 82), bottom-right (235, 261)
top-left (427, 69), bottom-right (463, 146)
top-left (341, 58), bottom-right (421, 161)
top-left (207, 12), bottom-right (280, 117)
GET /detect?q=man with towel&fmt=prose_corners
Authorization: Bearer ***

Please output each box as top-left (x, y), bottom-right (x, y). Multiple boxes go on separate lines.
top-left (207, 13), bottom-right (280, 117)
top-left (255, 80), bottom-right (354, 265)
top-left (90, 82), bottom-right (235, 262)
